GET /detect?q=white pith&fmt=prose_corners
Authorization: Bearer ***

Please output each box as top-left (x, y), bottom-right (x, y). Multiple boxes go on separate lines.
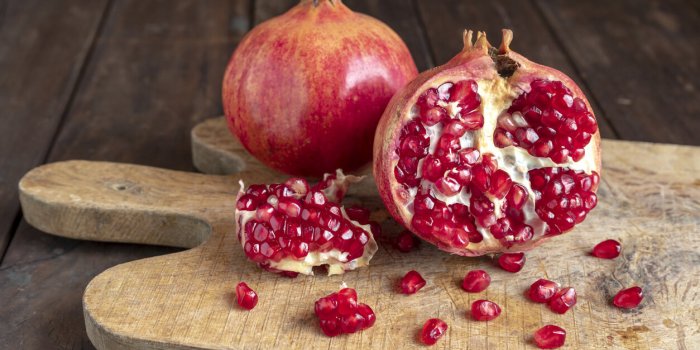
top-left (403, 75), bottom-right (598, 251)
top-left (235, 180), bottom-right (378, 276)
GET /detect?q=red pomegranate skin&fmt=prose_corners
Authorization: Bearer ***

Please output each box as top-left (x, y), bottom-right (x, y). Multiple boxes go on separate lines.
top-left (223, 0), bottom-right (418, 177)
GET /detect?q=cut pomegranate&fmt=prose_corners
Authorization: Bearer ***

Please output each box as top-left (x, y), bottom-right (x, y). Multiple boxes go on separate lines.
top-left (462, 270), bottom-right (491, 293)
top-left (548, 287), bottom-right (577, 314)
top-left (314, 287), bottom-right (375, 337)
top-left (613, 286), bottom-right (643, 309)
top-left (235, 171), bottom-right (378, 276)
top-left (527, 279), bottom-right (560, 303)
top-left (396, 230), bottom-right (418, 252)
top-left (498, 252), bottom-right (526, 273)
top-left (374, 29), bottom-right (601, 256)
top-left (420, 318), bottom-right (448, 345)
top-left (400, 270), bottom-right (426, 295)
top-left (470, 300), bottom-right (501, 321)
top-left (534, 325), bottom-right (566, 349)
top-left (591, 239), bottom-right (621, 259)
top-left (235, 282), bottom-right (258, 310)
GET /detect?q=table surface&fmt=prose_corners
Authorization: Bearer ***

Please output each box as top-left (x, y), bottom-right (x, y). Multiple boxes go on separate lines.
top-left (0, 0), bottom-right (698, 348)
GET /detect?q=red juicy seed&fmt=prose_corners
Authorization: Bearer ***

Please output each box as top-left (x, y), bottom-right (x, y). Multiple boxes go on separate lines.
top-left (417, 88), bottom-right (439, 109)
top-left (443, 120), bottom-right (468, 137)
top-left (471, 165), bottom-right (491, 192)
top-left (448, 166), bottom-right (472, 185)
top-left (436, 176), bottom-right (462, 196)
top-left (506, 184), bottom-right (529, 209)
top-left (319, 319), bottom-right (342, 337)
top-left (421, 106), bottom-right (447, 126)
top-left (236, 194), bottom-right (258, 210)
top-left (304, 190), bottom-right (327, 207)
top-left (461, 112), bottom-right (484, 130)
top-left (344, 205), bottom-right (371, 224)
top-left (490, 217), bottom-right (512, 239)
top-left (511, 224), bottom-right (534, 243)
top-left (396, 231), bottom-right (417, 252)
top-left (421, 156), bottom-right (444, 182)
top-left (436, 134), bottom-right (461, 157)
top-left (613, 286), bottom-right (643, 309)
top-left (548, 287), bottom-right (577, 314)
top-left (494, 128), bottom-right (514, 147)
top-left (527, 279), bottom-right (560, 303)
top-left (462, 270), bottom-right (491, 293)
top-left (490, 169), bottom-right (513, 199)
top-left (283, 178), bottom-right (309, 196)
top-left (315, 295), bottom-right (338, 320)
top-left (420, 318), bottom-right (448, 345)
top-left (356, 304), bottom-right (376, 329)
top-left (449, 80), bottom-right (481, 111)
top-left (591, 239), bottom-right (621, 259)
top-left (277, 197), bottom-right (302, 218)
top-left (481, 154), bottom-right (497, 173)
top-left (534, 325), bottom-right (566, 349)
top-left (470, 193), bottom-right (495, 227)
top-left (498, 252), bottom-right (526, 273)
top-left (236, 282), bottom-right (258, 310)
top-left (400, 270), bottom-right (426, 294)
top-left (336, 288), bottom-right (358, 316)
top-left (400, 134), bottom-right (429, 157)
top-left (471, 300), bottom-right (501, 321)
top-left (255, 203), bottom-right (275, 222)
top-left (246, 184), bottom-right (269, 198)
top-left (340, 313), bottom-right (366, 334)
top-left (401, 119), bottom-right (428, 138)
top-left (458, 147), bottom-right (480, 165)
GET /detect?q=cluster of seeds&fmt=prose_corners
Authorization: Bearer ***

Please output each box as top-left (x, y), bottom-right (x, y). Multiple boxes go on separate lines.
top-left (314, 288), bottom-right (376, 337)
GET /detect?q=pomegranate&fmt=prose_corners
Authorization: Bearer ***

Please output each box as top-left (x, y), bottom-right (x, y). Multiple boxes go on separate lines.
top-left (462, 270), bottom-right (491, 292)
top-left (373, 29), bottom-right (601, 255)
top-left (591, 239), bottom-right (621, 259)
top-left (534, 325), bottom-right (566, 349)
top-left (234, 171), bottom-right (378, 276)
top-left (470, 299), bottom-right (501, 321)
top-left (420, 318), bottom-right (448, 345)
top-left (527, 279), bottom-right (560, 303)
top-left (223, 0), bottom-right (418, 177)
top-left (613, 286), bottom-right (643, 309)
top-left (399, 270), bottom-right (426, 294)
top-left (314, 287), bottom-right (376, 336)
top-left (235, 282), bottom-right (258, 310)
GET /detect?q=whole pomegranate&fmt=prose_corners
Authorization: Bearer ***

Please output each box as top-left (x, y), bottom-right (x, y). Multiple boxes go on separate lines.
top-left (373, 30), bottom-right (601, 256)
top-left (223, 0), bottom-right (418, 177)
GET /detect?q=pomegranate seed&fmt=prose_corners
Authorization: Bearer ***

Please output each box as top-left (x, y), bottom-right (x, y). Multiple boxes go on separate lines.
top-left (396, 231), bottom-right (417, 252)
top-left (490, 169), bottom-right (513, 199)
top-left (613, 286), bottom-right (643, 309)
top-left (462, 270), bottom-right (491, 293)
top-left (591, 239), bottom-right (621, 259)
top-left (548, 287), bottom-right (577, 314)
top-left (458, 147), bottom-right (480, 165)
top-left (421, 106), bottom-right (447, 126)
top-left (527, 279), bottom-right (560, 303)
top-left (400, 270), bottom-right (426, 294)
top-left (345, 205), bottom-right (371, 224)
top-left (235, 282), bottom-right (258, 310)
top-left (314, 288), bottom-right (375, 336)
top-left (420, 318), bottom-right (448, 345)
top-left (498, 252), bottom-right (525, 273)
top-left (421, 156), bottom-right (444, 182)
top-left (534, 325), bottom-right (566, 349)
top-left (443, 120), bottom-right (467, 137)
top-left (470, 299), bottom-right (501, 321)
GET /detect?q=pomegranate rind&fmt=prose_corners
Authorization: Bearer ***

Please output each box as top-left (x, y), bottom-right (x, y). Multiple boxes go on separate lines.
top-left (373, 30), bottom-right (601, 257)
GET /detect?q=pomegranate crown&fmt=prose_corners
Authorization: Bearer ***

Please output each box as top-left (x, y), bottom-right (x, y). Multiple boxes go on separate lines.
top-left (462, 29), bottom-right (513, 55)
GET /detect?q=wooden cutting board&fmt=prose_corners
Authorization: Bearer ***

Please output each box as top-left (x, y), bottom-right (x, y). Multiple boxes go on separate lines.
top-left (18, 117), bottom-right (700, 349)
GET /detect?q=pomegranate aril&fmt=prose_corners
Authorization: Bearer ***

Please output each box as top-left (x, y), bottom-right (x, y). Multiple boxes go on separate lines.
top-left (396, 231), bottom-right (417, 252)
top-left (417, 88), bottom-right (439, 109)
top-left (421, 106), bottom-right (447, 126)
top-left (444, 120), bottom-right (468, 137)
top-left (235, 282), bottom-right (258, 310)
top-left (458, 147), bottom-right (480, 165)
top-left (591, 239), bottom-right (621, 259)
top-left (548, 287), bottom-right (576, 314)
top-left (490, 169), bottom-right (512, 199)
top-left (613, 286), bottom-right (643, 309)
top-left (462, 270), bottom-right (491, 293)
top-left (494, 128), bottom-right (514, 147)
top-left (461, 112), bottom-right (484, 129)
top-left (400, 270), bottom-right (426, 294)
top-left (471, 299), bottom-right (501, 321)
top-left (534, 325), bottom-right (566, 349)
top-left (527, 279), bottom-right (560, 303)
top-left (506, 184), bottom-right (529, 210)
top-left (420, 318), bottom-right (448, 345)
top-left (421, 156), bottom-right (444, 182)
top-left (236, 194), bottom-right (258, 210)
top-left (498, 252), bottom-right (525, 273)
top-left (436, 176), bottom-right (462, 196)
top-left (357, 304), bottom-right (376, 329)
top-left (400, 135), bottom-right (428, 157)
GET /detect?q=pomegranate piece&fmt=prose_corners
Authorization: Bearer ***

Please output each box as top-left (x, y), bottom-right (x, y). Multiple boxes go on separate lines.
top-left (534, 325), bottom-right (566, 349)
top-left (235, 172), bottom-right (378, 276)
top-left (314, 287), bottom-right (375, 337)
top-left (498, 252), bottom-right (526, 273)
top-left (420, 318), bottom-right (448, 345)
top-left (470, 300), bottom-right (501, 321)
top-left (395, 230), bottom-right (418, 252)
top-left (527, 279), bottom-right (560, 303)
top-left (462, 270), bottom-right (491, 293)
top-left (548, 287), bottom-right (577, 314)
top-left (591, 239), bottom-right (621, 259)
top-left (235, 282), bottom-right (258, 310)
top-left (374, 30), bottom-right (601, 257)
top-left (613, 286), bottom-right (643, 309)
top-left (400, 270), bottom-right (427, 294)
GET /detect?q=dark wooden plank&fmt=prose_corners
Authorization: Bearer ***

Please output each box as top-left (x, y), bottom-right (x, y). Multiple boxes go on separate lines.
top-left (0, 0), bottom-right (109, 262)
top-left (414, 0), bottom-right (618, 139)
top-left (0, 0), bottom-right (250, 348)
top-left (536, 0), bottom-right (700, 145)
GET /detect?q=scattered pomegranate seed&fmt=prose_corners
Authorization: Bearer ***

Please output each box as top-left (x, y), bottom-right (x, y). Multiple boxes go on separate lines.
top-left (314, 287), bottom-right (375, 337)
top-left (613, 286), bottom-right (643, 309)
top-left (420, 318), bottom-right (448, 345)
top-left (470, 300), bottom-right (501, 321)
top-left (396, 230), bottom-right (417, 252)
top-left (498, 252), bottom-right (526, 272)
top-left (400, 270), bottom-right (426, 294)
top-left (235, 282), bottom-right (258, 310)
top-left (527, 279), bottom-right (560, 303)
top-left (462, 270), bottom-right (491, 293)
top-left (591, 239), bottom-right (621, 259)
top-left (534, 324), bottom-right (566, 349)
top-left (548, 287), bottom-right (577, 314)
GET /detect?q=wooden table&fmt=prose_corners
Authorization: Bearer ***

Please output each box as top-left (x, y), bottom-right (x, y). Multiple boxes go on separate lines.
top-left (0, 0), bottom-right (698, 348)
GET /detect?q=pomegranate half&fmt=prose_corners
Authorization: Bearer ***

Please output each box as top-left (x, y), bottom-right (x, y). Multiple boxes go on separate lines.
top-left (223, 0), bottom-right (418, 177)
top-left (373, 30), bottom-right (601, 256)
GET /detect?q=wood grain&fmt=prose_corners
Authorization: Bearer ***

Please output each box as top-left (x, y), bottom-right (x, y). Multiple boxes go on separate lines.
top-left (18, 117), bottom-right (700, 349)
